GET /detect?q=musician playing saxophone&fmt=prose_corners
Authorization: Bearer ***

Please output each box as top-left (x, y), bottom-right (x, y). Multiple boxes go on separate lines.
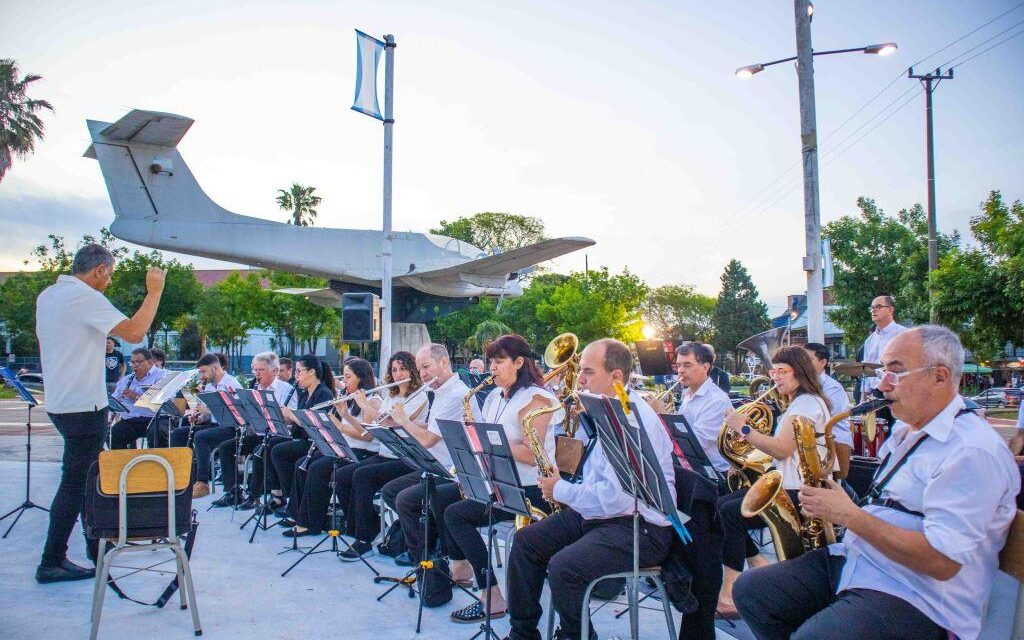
top-left (504, 338), bottom-right (677, 640)
top-left (735, 326), bottom-right (1018, 640)
top-left (445, 334), bottom-right (560, 624)
top-left (716, 346), bottom-right (832, 618)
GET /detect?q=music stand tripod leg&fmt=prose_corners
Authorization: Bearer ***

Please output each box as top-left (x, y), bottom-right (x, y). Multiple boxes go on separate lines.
top-left (1, 404), bottom-right (49, 539)
top-left (245, 433), bottom-right (275, 543)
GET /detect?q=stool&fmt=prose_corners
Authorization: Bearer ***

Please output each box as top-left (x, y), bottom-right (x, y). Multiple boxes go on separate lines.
top-left (546, 567), bottom-right (676, 640)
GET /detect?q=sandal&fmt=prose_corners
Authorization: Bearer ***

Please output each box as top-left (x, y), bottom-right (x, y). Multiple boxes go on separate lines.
top-left (450, 600), bottom-right (506, 624)
top-left (715, 602), bottom-right (741, 620)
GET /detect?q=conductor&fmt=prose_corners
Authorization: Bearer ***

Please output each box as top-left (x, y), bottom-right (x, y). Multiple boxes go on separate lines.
top-left (34, 244), bottom-right (165, 583)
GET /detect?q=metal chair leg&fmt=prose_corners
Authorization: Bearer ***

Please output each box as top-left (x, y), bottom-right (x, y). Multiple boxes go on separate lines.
top-left (90, 547), bottom-right (117, 640)
top-left (653, 576), bottom-right (677, 640)
top-left (173, 544), bottom-right (202, 635)
top-left (546, 588), bottom-right (557, 640)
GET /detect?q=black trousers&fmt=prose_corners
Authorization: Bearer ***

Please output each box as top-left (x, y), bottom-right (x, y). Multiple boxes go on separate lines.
top-left (507, 508), bottom-right (674, 640)
top-left (443, 486), bottom-right (547, 588)
top-left (216, 434), bottom-right (264, 494)
top-left (108, 417), bottom-right (149, 449)
top-left (381, 470), bottom-right (419, 511)
top-left (349, 458), bottom-right (411, 543)
top-left (734, 548), bottom-right (945, 640)
top-left (192, 425), bottom-right (235, 483)
top-left (396, 478), bottom-right (461, 563)
top-left (293, 450), bottom-right (375, 532)
top-left (270, 438), bottom-right (309, 497)
top-left (41, 410), bottom-right (106, 567)
top-left (719, 487), bottom-right (800, 571)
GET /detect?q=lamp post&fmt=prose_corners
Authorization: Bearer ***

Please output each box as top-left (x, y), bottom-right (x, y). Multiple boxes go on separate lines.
top-left (736, 0), bottom-right (896, 343)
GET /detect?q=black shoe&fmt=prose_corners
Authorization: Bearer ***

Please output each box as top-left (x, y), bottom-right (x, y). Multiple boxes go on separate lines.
top-left (273, 506), bottom-right (290, 519)
top-left (237, 497), bottom-right (260, 511)
top-left (339, 540), bottom-right (374, 561)
top-left (211, 491), bottom-right (241, 508)
top-left (36, 560), bottom-right (96, 584)
top-left (282, 527), bottom-right (319, 538)
top-left (276, 518), bottom-right (296, 528)
top-left (450, 600), bottom-right (506, 623)
top-left (394, 551), bottom-right (413, 567)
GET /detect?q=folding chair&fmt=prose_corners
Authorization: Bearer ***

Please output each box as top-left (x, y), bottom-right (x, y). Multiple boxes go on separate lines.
top-left (999, 510), bottom-right (1024, 639)
top-left (546, 567), bottom-right (676, 640)
top-left (86, 448), bottom-right (202, 640)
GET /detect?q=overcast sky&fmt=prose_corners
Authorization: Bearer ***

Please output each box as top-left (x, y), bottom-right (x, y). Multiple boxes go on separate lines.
top-left (2, 0), bottom-right (1022, 315)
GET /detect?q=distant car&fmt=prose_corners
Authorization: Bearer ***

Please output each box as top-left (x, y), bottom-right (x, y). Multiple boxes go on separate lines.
top-left (969, 388), bottom-right (1019, 409)
top-left (15, 372), bottom-right (44, 392)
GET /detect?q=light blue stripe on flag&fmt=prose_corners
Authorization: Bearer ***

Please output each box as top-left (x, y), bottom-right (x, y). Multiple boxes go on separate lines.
top-left (352, 29), bottom-right (385, 120)
top-left (821, 238), bottom-right (834, 288)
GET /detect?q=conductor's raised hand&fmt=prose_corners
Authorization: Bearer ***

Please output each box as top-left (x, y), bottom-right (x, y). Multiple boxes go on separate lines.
top-left (146, 267), bottom-right (166, 295)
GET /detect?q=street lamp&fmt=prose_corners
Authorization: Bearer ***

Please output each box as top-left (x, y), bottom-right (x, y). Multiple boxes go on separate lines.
top-left (735, 0), bottom-right (896, 344)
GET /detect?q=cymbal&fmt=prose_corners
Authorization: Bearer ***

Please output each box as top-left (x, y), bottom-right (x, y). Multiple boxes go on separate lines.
top-left (833, 361), bottom-right (882, 377)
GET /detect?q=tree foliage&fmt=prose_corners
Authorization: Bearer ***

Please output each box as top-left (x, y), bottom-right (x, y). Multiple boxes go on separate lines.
top-left (536, 267), bottom-right (649, 344)
top-left (712, 259), bottom-right (770, 372)
top-left (0, 58), bottom-right (54, 182)
top-left (196, 272), bottom-right (265, 368)
top-left (931, 191), bottom-right (1024, 361)
top-left (646, 284), bottom-right (716, 341)
top-left (823, 197), bottom-right (958, 349)
top-left (430, 212), bottom-right (546, 254)
top-left (277, 183), bottom-right (322, 226)
top-left (261, 271), bottom-right (341, 355)
top-left (107, 250), bottom-right (203, 347)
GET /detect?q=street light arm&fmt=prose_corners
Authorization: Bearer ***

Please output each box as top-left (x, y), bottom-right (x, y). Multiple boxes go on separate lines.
top-left (737, 43), bottom-right (897, 76)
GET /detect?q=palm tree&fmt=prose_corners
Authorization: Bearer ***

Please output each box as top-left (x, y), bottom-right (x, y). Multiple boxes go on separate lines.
top-left (276, 183), bottom-right (322, 226)
top-left (0, 59), bottom-right (54, 182)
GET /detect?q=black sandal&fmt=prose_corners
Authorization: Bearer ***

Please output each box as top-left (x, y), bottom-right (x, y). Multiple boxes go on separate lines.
top-left (450, 600), bottom-right (506, 623)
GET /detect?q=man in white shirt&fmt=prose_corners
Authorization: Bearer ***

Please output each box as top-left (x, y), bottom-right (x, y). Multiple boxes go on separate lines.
top-left (383, 344), bottom-right (478, 570)
top-left (735, 325), bottom-right (1018, 640)
top-left (804, 342), bottom-right (853, 478)
top-left (505, 338), bottom-right (677, 640)
top-left (109, 347), bottom-right (167, 449)
top-left (34, 244), bottom-right (164, 583)
top-left (672, 341), bottom-right (733, 481)
top-left (860, 295), bottom-right (908, 397)
top-left (212, 351), bottom-right (298, 508)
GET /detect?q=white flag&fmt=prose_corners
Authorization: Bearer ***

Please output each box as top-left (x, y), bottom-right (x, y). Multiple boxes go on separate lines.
top-left (821, 238), bottom-right (834, 288)
top-left (352, 30), bottom-right (385, 120)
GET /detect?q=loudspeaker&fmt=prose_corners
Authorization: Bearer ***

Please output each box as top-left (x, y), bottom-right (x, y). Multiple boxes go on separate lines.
top-left (342, 293), bottom-right (381, 342)
top-left (634, 340), bottom-right (675, 376)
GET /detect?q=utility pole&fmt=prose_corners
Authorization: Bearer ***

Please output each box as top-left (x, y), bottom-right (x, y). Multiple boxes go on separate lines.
top-left (909, 66), bottom-right (953, 323)
top-left (794, 0), bottom-right (824, 343)
top-left (380, 34), bottom-right (396, 366)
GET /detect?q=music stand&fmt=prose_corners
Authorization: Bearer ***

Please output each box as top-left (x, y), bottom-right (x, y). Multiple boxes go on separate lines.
top-left (0, 366), bottom-right (47, 537)
top-left (577, 391), bottom-right (692, 640)
top-left (281, 410), bottom-right (379, 578)
top-left (235, 389), bottom-right (290, 541)
top-left (658, 414), bottom-right (727, 486)
top-left (438, 418), bottom-right (531, 640)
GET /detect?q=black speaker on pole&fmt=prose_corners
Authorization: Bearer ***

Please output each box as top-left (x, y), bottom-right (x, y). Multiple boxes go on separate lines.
top-left (342, 293), bottom-right (381, 342)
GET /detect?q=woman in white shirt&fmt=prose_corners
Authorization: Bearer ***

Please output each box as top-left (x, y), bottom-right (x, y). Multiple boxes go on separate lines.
top-left (716, 346), bottom-right (832, 617)
top-left (445, 334), bottom-right (561, 624)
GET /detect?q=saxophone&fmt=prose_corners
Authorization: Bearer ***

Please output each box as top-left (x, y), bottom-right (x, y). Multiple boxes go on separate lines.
top-left (463, 376), bottom-right (493, 424)
top-left (516, 398), bottom-right (563, 528)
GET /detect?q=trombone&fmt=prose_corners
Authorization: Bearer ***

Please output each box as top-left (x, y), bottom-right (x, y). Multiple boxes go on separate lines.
top-left (309, 379), bottom-right (406, 411)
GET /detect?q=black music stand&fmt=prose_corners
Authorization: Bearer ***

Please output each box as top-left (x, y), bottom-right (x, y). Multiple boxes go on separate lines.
top-left (577, 392), bottom-right (692, 640)
top-left (105, 394), bottom-right (130, 450)
top-left (0, 366), bottom-right (47, 538)
top-left (235, 389), bottom-right (290, 541)
top-left (659, 413), bottom-right (727, 486)
top-left (281, 410), bottom-right (379, 578)
top-left (439, 418), bottom-right (532, 640)
top-left (197, 390), bottom-right (247, 513)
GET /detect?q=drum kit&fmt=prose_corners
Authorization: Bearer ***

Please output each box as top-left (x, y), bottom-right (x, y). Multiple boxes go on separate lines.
top-left (833, 360), bottom-right (888, 457)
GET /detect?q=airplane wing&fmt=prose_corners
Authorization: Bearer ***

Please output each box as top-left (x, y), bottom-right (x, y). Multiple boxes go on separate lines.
top-left (84, 110), bottom-right (194, 158)
top-left (274, 287), bottom-right (342, 307)
top-left (413, 237), bottom-right (595, 279)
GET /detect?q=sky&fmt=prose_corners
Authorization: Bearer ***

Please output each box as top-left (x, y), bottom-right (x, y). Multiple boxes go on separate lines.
top-left (2, 0), bottom-right (1022, 316)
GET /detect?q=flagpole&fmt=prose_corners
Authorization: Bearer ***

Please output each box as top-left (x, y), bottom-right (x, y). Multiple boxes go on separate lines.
top-left (380, 34), bottom-right (395, 369)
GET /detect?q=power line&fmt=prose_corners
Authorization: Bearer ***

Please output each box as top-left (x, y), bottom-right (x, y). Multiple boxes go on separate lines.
top-left (911, 1), bottom-right (1024, 68)
top-left (951, 25), bottom-right (1024, 68)
top-left (937, 16), bottom-right (1024, 68)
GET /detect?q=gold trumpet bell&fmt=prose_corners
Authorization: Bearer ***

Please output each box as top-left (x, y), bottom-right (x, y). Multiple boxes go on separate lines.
top-left (545, 333), bottom-right (579, 369)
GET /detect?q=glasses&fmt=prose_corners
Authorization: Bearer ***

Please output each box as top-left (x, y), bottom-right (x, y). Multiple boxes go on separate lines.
top-left (869, 304), bottom-right (893, 311)
top-left (873, 366), bottom-right (935, 386)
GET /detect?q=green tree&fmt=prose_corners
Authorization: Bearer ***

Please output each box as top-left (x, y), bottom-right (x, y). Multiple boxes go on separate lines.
top-left (712, 259), bottom-right (770, 372)
top-left (497, 273), bottom-right (567, 352)
top-left (536, 267), bottom-right (649, 344)
top-left (174, 314), bottom-right (203, 361)
top-left (931, 191), bottom-right (1024, 361)
top-left (823, 197), bottom-right (958, 349)
top-left (0, 59), bottom-right (54, 182)
top-left (430, 212), bottom-right (546, 254)
top-left (107, 250), bottom-right (203, 347)
top-left (261, 271), bottom-right (342, 355)
top-left (428, 299), bottom-right (498, 359)
top-left (277, 183), bottom-right (322, 226)
top-left (646, 284), bottom-right (716, 341)
top-left (197, 272), bottom-right (266, 368)
top-left (467, 319), bottom-right (512, 353)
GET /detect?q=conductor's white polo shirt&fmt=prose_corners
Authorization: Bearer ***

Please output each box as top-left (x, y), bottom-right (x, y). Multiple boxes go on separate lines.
top-left (36, 275), bottom-right (127, 414)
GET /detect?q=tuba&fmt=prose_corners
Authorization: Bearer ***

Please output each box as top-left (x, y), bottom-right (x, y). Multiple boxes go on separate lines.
top-left (541, 333), bottom-right (588, 476)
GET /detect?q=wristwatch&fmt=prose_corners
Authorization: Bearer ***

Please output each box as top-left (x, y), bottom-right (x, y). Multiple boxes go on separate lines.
top-left (740, 425), bottom-right (751, 436)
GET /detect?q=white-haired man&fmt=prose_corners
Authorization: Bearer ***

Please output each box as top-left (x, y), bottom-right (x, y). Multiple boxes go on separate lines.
top-left (735, 326), bottom-right (1018, 640)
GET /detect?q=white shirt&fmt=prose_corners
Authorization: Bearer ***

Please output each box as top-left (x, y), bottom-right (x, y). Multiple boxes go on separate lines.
top-left (424, 374), bottom-right (473, 467)
top-left (480, 384), bottom-right (562, 487)
top-left (677, 377), bottom-right (733, 473)
top-left (834, 396), bottom-right (1018, 640)
top-left (862, 321), bottom-right (908, 394)
top-left (112, 366), bottom-right (167, 419)
top-left (553, 390), bottom-right (677, 527)
top-left (819, 373), bottom-right (853, 448)
top-left (375, 390), bottom-right (430, 459)
top-left (35, 275), bottom-right (128, 414)
top-left (256, 377), bottom-right (298, 411)
top-left (201, 373), bottom-right (242, 424)
top-left (774, 393), bottom-right (830, 490)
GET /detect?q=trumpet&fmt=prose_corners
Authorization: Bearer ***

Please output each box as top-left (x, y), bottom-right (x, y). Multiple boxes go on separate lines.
top-left (309, 379), bottom-right (407, 411)
top-left (372, 377), bottom-right (436, 425)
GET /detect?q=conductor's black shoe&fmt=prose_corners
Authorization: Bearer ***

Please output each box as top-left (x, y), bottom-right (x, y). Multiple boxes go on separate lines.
top-left (339, 540), bottom-right (374, 561)
top-left (36, 560), bottom-right (96, 584)
top-left (211, 491), bottom-right (241, 508)
top-left (237, 497), bottom-right (260, 511)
